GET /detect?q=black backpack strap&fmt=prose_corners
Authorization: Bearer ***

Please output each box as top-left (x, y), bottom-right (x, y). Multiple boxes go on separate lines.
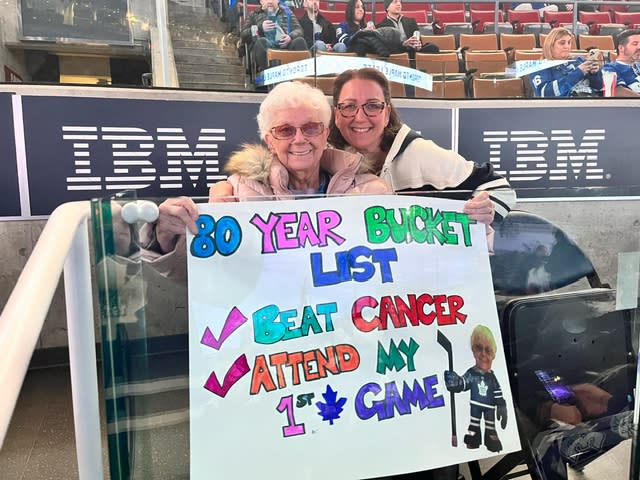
top-left (397, 129), bottom-right (422, 157)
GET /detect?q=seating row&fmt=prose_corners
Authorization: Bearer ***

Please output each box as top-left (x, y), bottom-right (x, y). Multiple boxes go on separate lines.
top-left (422, 32), bottom-right (617, 51)
top-left (265, 49), bottom-right (541, 98)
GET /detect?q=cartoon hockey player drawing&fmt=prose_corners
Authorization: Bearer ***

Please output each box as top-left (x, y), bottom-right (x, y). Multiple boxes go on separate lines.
top-left (444, 325), bottom-right (507, 452)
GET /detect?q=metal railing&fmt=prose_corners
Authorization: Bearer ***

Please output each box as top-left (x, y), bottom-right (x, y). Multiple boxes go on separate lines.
top-left (0, 201), bottom-right (104, 480)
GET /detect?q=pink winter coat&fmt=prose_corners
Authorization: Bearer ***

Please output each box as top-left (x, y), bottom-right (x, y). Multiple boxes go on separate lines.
top-left (224, 143), bottom-right (391, 199)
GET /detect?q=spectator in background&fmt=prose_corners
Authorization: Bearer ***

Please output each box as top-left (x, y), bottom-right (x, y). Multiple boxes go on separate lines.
top-left (333, 0), bottom-right (373, 53)
top-left (602, 29), bottom-right (640, 96)
top-left (376, 0), bottom-right (437, 56)
top-left (510, 2), bottom-right (558, 18)
top-left (240, 0), bottom-right (307, 72)
top-left (299, 0), bottom-right (336, 51)
top-left (530, 27), bottom-right (603, 97)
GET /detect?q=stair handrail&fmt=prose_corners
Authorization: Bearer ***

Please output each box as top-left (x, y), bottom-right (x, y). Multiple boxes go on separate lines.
top-left (0, 201), bottom-right (104, 480)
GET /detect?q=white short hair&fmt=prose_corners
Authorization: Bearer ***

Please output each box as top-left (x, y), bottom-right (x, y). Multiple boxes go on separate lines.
top-left (256, 81), bottom-right (332, 140)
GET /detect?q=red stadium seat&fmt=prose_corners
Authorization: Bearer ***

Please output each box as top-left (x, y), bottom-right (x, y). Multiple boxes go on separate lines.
top-left (433, 2), bottom-right (466, 11)
top-left (432, 8), bottom-right (466, 23)
top-left (244, 3), bottom-right (260, 15)
top-left (615, 10), bottom-right (640, 26)
top-left (600, 1), bottom-right (629, 14)
top-left (543, 10), bottom-right (574, 25)
top-left (579, 10), bottom-right (612, 25)
top-left (470, 9), bottom-right (504, 31)
top-left (318, 9), bottom-right (345, 23)
top-left (469, 2), bottom-right (495, 11)
top-left (508, 9), bottom-right (543, 25)
top-left (404, 1), bottom-right (432, 13)
top-left (403, 9), bottom-right (429, 23)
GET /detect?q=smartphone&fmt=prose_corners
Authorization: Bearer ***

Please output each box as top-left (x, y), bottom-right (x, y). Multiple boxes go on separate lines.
top-left (535, 369), bottom-right (576, 404)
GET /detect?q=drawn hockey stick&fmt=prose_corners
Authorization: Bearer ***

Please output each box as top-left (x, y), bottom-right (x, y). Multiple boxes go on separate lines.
top-left (437, 330), bottom-right (457, 447)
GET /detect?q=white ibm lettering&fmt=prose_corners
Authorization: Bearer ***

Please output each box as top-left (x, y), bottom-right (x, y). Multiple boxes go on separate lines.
top-left (483, 128), bottom-right (606, 183)
top-left (63, 126), bottom-right (226, 192)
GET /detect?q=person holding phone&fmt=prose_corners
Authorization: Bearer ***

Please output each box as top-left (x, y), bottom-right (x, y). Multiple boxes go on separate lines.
top-left (529, 27), bottom-right (603, 97)
top-left (239, 0), bottom-right (307, 73)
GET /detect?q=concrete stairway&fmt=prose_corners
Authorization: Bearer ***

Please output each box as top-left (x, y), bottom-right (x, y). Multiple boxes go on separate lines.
top-left (168, 1), bottom-right (252, 91)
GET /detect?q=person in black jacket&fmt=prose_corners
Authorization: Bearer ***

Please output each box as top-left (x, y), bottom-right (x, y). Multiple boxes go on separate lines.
top-left (298, 0), bottom-right (336, 51)
top-left (376, 0), bottom-right (422, 52)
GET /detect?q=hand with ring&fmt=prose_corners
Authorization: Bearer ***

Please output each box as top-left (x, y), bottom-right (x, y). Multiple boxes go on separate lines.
top-left (463, 191), bottom-right (495, 225)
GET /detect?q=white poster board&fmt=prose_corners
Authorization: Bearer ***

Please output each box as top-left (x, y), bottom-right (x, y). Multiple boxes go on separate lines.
top-left (187, 195), bottom-right (520, 479)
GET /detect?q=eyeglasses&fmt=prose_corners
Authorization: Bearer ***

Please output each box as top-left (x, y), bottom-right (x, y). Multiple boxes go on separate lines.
top-left (335, 101), bottom-right (387, 118)
top-left (472, 344), bottom-right (493, 355)
top-left (270, 122), bottom-right (325, 140)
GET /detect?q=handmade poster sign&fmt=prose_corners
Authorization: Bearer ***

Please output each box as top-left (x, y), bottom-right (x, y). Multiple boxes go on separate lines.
top-left (187, 195), bottom-right (520, 479)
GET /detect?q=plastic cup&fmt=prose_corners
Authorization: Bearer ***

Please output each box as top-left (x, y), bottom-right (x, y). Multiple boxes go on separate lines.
top-left (602, 71), bottom-right (617, 97)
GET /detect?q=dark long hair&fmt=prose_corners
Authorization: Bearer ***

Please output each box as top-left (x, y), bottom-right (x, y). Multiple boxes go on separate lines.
top-left (329, 68), bottom-right (403, 154)
top-left (345, 0), bottom-right (366, 32)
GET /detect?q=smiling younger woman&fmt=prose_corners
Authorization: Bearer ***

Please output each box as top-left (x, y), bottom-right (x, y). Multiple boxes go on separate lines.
top-left (329, 68), bottom-right (516, 229)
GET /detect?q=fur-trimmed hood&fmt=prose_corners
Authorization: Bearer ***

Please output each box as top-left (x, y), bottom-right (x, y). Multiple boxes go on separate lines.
top-left (223, 143), bottom-right (390, 199)
top-left (225, 143), bottom-right (375, 183)
top-left (225, 143), bottom-right (274, 184)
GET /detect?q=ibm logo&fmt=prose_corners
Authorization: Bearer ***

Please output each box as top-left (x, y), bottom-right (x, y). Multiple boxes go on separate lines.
top-left (482, 129), bottom-right (608, 183)
top-left (62, 126), bottom-right (227, 192)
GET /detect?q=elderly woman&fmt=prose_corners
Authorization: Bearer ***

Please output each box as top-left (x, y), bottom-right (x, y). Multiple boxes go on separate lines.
top-left (530, 27), bottom-right (603, 97)
top-left (148, 80), bottom-right (390, 271)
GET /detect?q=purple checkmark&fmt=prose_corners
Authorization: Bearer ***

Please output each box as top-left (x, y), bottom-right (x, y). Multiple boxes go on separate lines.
top-left (200, 306), bottom-right (247, 350)
top-left (204, 354), bottom-right (250, 398)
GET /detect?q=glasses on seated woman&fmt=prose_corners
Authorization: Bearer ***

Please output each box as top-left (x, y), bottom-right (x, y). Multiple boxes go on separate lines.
top-left (335, 101), bottom-right (387, 118)
top-left (270, 121), bottom-right (325, 140)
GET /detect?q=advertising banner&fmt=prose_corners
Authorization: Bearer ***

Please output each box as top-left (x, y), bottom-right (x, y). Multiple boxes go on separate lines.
top-left (0, 93), bottom-right (21, 217)
top-left (458, 107), bottom-right (640, 198)
top-left (21, 96), bottom-right (260, 216)
top-left (187, 195), bottom-right (520, 479)
top-left (400, 107), bottom-right (453, 149)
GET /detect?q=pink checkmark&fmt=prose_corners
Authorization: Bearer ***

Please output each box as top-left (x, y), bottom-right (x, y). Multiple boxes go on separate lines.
top-left (204, 354), bottom-right (250, 398)
top-left (200, 306), bottom-right (247, 350)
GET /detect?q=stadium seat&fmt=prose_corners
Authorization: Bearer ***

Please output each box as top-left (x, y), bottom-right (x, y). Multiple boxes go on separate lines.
top-left (432, 8), bottom-right (467, 23)
top-left (420, 33), bottom-right (456, 50)
top-left (579, 10), bottom-right (612, 25)
top-left (415, 75), bottom-right (468, 98)
top-left (578, 33), bottom-right (615, 51)
top-left (415, 51), bottom-right (461, 74)
top-left (614, 10), bottom-right (640, 27)
top-left (507, 8), bottom-right (543, 26)
top-left (267, 49), bottom-right (311, 68)
top-left (432, 2), bottom-right (466, 11)
top-left (600, 1), bottom-right (629, 15)
top-left (500, 32), bottom-right (537, 50)
top-left (470, 9), bottom-right (504, 32)
top-left (371, 53), bottom-right (410, 97)
top-left (403, 9), bottom-right (429, 24)
top-left (514, 49), bottom-right (543, 61)
top-left (459, 33), bottom-right (498, 51)
top-left (543, 10), bottom-right (574, 25)
top-left (469, 2), bottom-right (495, 11)
top-left (472, 76), bottom-right (524, 98)
top-left (318, 9), bottom-right (344, 23)
top-left (464, 50), bottom-right (508, 76)
top-left (298, 76), bottom-right (335, 95)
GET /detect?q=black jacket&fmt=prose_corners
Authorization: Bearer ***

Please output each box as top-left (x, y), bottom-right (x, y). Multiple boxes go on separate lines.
top-left (299, 12), bottom-right (337, 47)
top-left (376, 15), bottom-right (420, 40)
top-left (348, 27), bottom-right (404, 56)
